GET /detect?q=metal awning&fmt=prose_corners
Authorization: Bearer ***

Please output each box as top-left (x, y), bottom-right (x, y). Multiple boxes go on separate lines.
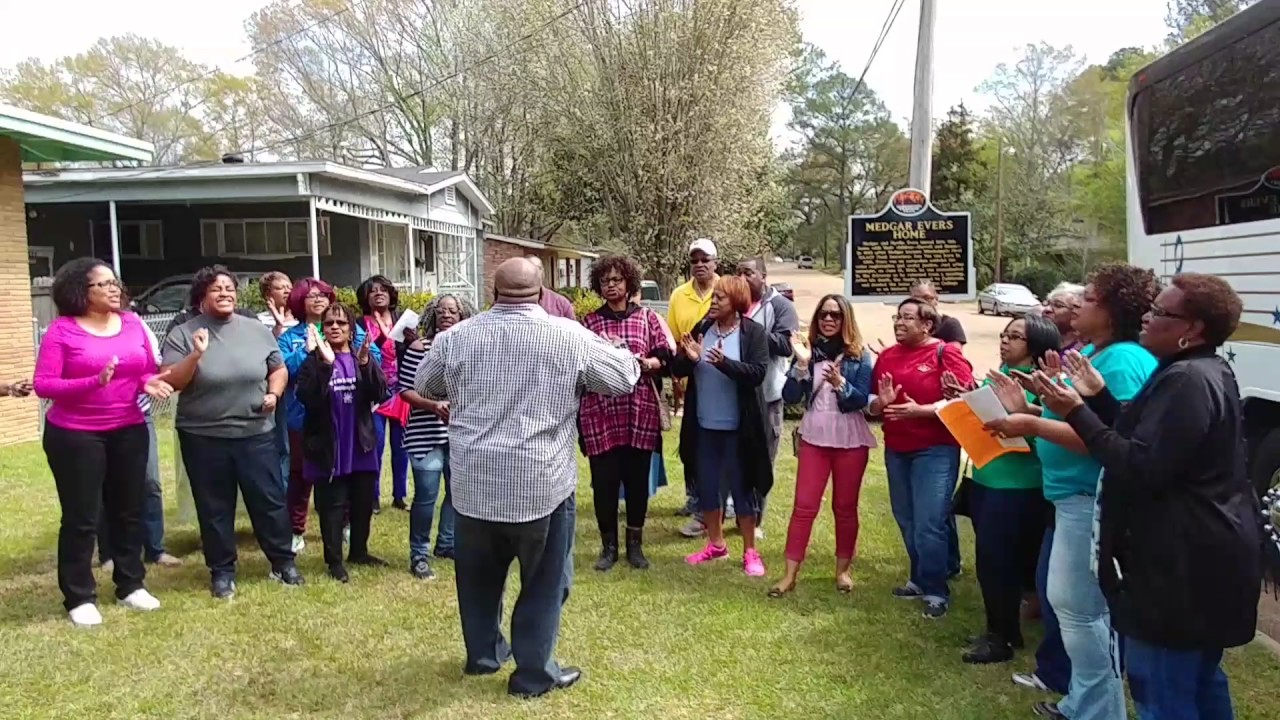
top-left (1, 103), bottom-right (153, 164)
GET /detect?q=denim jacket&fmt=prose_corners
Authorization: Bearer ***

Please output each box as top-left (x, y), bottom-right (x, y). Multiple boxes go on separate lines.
top-left (782, 349), bottom-right (874, 413)
top-left (278, 322), bottom-right (382, 432)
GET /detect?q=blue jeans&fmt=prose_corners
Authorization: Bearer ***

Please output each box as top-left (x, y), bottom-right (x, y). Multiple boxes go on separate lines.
top-left (1049, 494), bottom-right (1125, 720)
top-left (455, 495), bottom-right (575, 695)
top-left (1126, 638), bottom-right (1234, 720)
top-left (408, 447), bottom-right (455, 560)
top-left (274, 402), bottom-right (290, 490)
top-left (98, 417), bottom-right (165, 562)
top-left (372, 414), bottom-right (409, 501)
top-left (884, 445), bottom-right (960, 602)
top-left (1034, 525), bottom-right (1072, 693)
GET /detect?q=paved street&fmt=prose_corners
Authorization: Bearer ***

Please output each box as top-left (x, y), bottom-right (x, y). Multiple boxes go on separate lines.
top-left (768, 265), bottom-right (1009, 376)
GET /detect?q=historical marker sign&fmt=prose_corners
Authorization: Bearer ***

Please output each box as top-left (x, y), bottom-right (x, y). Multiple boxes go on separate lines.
top-left (843, 188), bottom-right (975, 303)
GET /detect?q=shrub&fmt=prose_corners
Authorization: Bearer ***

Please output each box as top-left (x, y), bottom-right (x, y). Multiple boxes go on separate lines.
top-left (567, 288), bottom-right (603, 321)
top-left (243, 284), bottom-right (435, 318)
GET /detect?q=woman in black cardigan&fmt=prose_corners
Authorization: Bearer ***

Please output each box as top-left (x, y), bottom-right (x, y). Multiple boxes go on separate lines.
top-left (296, 304), bottom-right (388, 583)
top-left (1030, 273), bottom-right (1261, 720)
top-left (671, 275), bottom-right (773, 577)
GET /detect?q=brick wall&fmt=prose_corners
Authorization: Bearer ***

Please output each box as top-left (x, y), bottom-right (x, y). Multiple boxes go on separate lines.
top-left (481, 239), bottom-right (556, 300)
top-left (0, 139), bottom-right (40, 444)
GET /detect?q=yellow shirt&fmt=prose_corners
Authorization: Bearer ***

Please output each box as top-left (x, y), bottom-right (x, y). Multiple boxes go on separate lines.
top-left (667, 278), bottom-right (715, 340)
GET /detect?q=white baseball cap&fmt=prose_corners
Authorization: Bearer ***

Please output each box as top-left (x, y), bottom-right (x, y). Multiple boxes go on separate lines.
top-left (689, 238), bottom-right (717, 258)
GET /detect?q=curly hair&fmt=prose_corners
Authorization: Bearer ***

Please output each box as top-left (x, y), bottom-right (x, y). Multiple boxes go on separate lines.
top-left (189, 265), bottom-right (237, 311)
top-left (356, 275), bottom-right (400, 316)
top-left (258, 271), bottom-right (291, 301)
top-left (52, 257), bottom-right (117, 317)
top-left (1171, 272), bottom-right (1241, 347)
top-left (1087, 263), bottom-right (1161, 343)
top-left (287, 277), bottom-right (336, 319)
top-left (422, 293), bottom-right (477, 339)
top-left (588, 253), bottom-right (643, 297)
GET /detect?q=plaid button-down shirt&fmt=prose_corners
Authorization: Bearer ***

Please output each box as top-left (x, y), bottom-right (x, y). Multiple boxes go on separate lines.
top-left (579, 307), bottom-right (673, 456)
top-left (416, 303), bottom-right (641, 523)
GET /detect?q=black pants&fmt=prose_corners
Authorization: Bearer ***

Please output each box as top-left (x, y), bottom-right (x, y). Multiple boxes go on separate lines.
top-left (970, 482), bottom-right (1046, 645)
top-left (314, 472), bottom-right (376, 567)
top-left (456, 495), bottom-right (575, 696)
top-left (43, 421), bottom-right (149, 610)
top-left (587, 445), bottom-right (650, 534)
top-left (178, 430), bottom-right (293, 579)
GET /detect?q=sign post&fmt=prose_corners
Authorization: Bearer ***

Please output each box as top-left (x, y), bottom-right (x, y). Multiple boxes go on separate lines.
top-left (844, 188), bottom-right (974, 303)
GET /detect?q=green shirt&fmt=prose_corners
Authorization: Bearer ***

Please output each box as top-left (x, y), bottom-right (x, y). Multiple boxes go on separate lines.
top-left (972, 366), bottom-right (1043, 491)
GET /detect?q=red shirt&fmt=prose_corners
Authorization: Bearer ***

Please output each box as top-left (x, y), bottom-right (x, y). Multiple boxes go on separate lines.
top-left (871, 340), bottom-right (974, 453)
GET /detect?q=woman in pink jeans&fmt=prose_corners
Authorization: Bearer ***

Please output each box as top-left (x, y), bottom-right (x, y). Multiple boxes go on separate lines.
top-left (769, 294), bottom-right (875, 597)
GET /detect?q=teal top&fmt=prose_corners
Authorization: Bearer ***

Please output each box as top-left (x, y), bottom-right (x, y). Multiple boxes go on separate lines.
top-left (1039, 342), bottom-right (1157, 502)
top-left (973, 365), bottom-right (1042, 491)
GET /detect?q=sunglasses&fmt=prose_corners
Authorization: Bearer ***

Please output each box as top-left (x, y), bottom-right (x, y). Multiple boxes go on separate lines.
top-left (817, 310), bottom-right (843, 320)
top-left (323, 319), bottom-right (350, 327)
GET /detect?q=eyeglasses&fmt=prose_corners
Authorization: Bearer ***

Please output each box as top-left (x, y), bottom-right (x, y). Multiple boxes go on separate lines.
top-left (891, 314), bottom-right (919, 322)
top-left (1149, 305), bottom-right (1187, 320)
top-left (601, 276), bottom-right (626, 286)
top-left (322, 319), bottom-right (350, 327)
top-left (305, 293), bottom-right (328, 301)
top-left (1000, 332), bottom-right (1027, 342)
top-left (818, 310), bottom-right (842, 320)
top-left (87, 279), bottom-right (121, 290)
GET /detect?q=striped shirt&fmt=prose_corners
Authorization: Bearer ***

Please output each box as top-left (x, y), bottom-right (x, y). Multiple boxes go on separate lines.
top-left (398, 343), bottom-right (447, 453)
top-left (417, 303), bottom-right (641, 523)
top-left (136, 323), bottom-right (162, 416)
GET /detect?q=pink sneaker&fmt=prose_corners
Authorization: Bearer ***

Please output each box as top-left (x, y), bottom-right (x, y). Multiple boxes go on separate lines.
top-left (685, 543), bottom-right (729, 565)
top-left (743, 548), bottom-right (766, 577)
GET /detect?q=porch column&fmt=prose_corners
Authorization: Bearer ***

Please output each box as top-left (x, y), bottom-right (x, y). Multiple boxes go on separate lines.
top-left (406, 221), bottom-right (416, 291)
top-left (108, 200), bottom-right (121, 279)
top-left (307, 197), bottom-right (320, 279)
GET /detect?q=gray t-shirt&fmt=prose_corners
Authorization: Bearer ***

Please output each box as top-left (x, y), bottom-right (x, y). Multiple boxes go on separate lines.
top-left (163, 313), bottom-right (284, 439)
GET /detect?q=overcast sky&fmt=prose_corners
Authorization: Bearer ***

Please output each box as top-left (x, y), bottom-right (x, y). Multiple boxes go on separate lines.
top-left (2, 0), bottom-right (1171, 138)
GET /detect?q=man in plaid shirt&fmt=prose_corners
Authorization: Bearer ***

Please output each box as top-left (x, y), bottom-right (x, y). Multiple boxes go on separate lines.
top-left (417, 257), bottom-right (640, 698)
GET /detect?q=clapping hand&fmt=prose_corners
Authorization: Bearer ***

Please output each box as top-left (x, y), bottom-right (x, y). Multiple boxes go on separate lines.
top-left (984, 414), bottom-right (1039, 439)
top-left (790, 335), bottom-right (811, 364)
top-left (6, 379), bottom-right (32, 398)
top-left (356, 336), bottom-right (372, 366)
top-left (870, 338), bottom-right (888, 356)
top-left (309, 325), bottom-right (335, 364)
top-left (98, 356), bottom-right (119, 386)
top-left (680, 334), bottom-right (703, 362)
top-left (191, 328), bottom-right (210, 354)
top-left (707, 339), bottom-right (726, 366)
top-left (1030, 369), bottom-right (1085, 416)
top-left (305, 324), bottom-right (318, 353)
top-left (1062, 350), bottom-right (1105, 397)
top-left (143, 370), bottom-right (175, 400)
top-left (986, 369), bottom-right (1031, 414)
top-left (822, 357), bottom-right (845, 390)
top-left (941, 370), bottom-right (971, 400)
top-left (876, 373), bottom-right (901, 408)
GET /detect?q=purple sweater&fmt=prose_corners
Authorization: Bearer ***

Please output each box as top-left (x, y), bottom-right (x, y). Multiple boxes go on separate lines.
top-left (34, 313), bottom-right (157, 432)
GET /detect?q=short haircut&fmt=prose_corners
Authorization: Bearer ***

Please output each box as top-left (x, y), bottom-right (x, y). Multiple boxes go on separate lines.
top-left (189, 265), bottom-right (236, 311)
top-left (1088, 263), bottom-right (1161, 343)
top-left (52, 256), bottom-right (113, 317)
top-left (356, 275), bottom-right (400, 316)
top-left (738, 257), bottom-right (767, 276)
top-left (910, 279), bottom-right (937, 294)
top-left (897, 297), bottom-right (939, 333)
top-left (588, 253), bottom-right (643, 297)
top-left (258, 271), bottom-right (290, 300)
top-left (715, 275), bottom-right (752, 315)
top-left (1171, 272), bottom-right (1242, 347)
top-left (1017, 314), bottom-right (1063, 363)
top-left (287, 277), bottom-right (336, 319)
top-left (1047, 281), bottom-right (1085, 304)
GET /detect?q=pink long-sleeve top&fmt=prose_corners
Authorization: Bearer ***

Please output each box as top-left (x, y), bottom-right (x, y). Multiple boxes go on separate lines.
top-left (34, 313), bottom-right (158, 432)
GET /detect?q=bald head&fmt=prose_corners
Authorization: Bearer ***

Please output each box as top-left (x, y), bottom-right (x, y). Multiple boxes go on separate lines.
top-left (494, 257), bottom-right (543, 304)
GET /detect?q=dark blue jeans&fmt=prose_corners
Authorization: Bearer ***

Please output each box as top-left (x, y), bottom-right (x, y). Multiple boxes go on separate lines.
top-left (455, 495), bottom-right (575, 696)
top-left (695, 427), bottom-right (756, 516)
top-left (372, 414), bottom-right (409, 501)
top-left (1126, 638), bottom-right (1234, 720)
top-left (1034, 525), bottom-right (1072, 694)
top-left (884, 445), bottom-right (960, 602)
top-left (970, 483), bottom-right (1045, 645)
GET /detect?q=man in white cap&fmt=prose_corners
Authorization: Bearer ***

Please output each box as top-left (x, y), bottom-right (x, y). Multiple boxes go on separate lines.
top-left (667, 238), bottom-right (719, 528)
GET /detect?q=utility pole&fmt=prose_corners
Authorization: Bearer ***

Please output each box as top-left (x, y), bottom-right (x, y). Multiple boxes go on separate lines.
top-left (995, 137), bottom-right (1004, 282)
top-left (908, 0), bottom-right (937, 195)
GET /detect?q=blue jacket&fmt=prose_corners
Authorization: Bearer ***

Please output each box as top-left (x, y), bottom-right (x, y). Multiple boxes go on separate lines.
top-left (278, 322), bottom-right (382, 431)
top-left (782, 349), bottom-right (874, 413)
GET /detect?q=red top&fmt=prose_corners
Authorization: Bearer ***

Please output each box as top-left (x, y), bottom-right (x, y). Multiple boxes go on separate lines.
top-left (871, 340), bottom-right (974, 453)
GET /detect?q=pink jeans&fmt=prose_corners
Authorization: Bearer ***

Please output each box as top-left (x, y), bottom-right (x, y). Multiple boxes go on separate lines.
top-left (784, 441), bottom-right (870, 563)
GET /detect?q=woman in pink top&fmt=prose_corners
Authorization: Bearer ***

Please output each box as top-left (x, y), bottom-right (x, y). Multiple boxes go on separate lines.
top-left (770, 295), bottom-right (876, 598)
top-left (34, 258), bottom-right (179, 627)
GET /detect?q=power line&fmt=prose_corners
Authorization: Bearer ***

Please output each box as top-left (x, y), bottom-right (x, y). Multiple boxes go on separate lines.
top-left (849, 0), bottom-right (908, 101)
top-left (88, 0), bottom-right (368, 125)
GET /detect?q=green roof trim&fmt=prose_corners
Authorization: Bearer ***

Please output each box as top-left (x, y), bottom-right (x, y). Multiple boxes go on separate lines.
top-left (0, 103), bottom-right (153, 164)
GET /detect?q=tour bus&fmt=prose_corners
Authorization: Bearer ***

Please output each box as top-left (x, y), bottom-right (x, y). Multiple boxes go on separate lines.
top-left (1126, 0), bottom-right (1280, 507)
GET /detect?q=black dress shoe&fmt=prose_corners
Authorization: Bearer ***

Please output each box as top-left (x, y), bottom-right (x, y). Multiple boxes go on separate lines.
top-left (348, 553), bottom-right (389, 567)
top-left (328, 564), bottom-right (350, 583)
top-left (509, 666), bottom-right (582, 699)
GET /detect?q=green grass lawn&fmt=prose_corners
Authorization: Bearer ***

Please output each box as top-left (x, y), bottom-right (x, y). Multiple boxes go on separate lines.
top-left (1, 421), bottom-right (1278, 719)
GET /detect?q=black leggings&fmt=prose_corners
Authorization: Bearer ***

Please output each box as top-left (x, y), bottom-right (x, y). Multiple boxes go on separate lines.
top-left (314, 472), bottom-right (377, 567)
top-left (971, 482), bottom-right (1046, 645)
top-left (588, 446), bottom-right (651, 534)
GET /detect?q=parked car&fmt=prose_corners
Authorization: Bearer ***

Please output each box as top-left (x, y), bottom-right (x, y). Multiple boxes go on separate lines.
top-left (977, 283), bottom-right (1040, 316)
top-left (131, 272), bottom-right (259, 315)
top-left (797, 255), bottom-right (815, 269)
top-left (771, 282), bottom-right (794, 302)
top-left (639, 279), bottom-right (662, 302)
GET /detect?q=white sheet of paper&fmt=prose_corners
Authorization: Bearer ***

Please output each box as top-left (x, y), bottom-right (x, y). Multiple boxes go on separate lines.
top-left (388, 309), bottom-right (420, 342)
top-left (960, 384), bottom-right (1029, 449)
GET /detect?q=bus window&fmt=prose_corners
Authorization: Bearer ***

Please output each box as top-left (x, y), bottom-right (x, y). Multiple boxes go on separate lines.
top-left (1132, 16), bottom-right (1280, 234)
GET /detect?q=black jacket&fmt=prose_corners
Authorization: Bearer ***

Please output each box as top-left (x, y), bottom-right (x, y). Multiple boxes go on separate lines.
top-left (671, 316), bottom-right (773, 501)
top-left (1065, 347), bottom-right (1261, 650)
top-left (296, 352), bottom-right (387, 479)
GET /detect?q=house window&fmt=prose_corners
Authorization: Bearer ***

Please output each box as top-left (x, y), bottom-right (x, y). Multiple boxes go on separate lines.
top-left (415, 230), bottom-right (436, 273)
top-left (371, 222), bottom-right (410, 286)
top-left (200, 218), bottom-right (331, 258)
top-left (92, 220), bottom-right (164, 259)
top-left (444, 186), bottom-right (457, 206)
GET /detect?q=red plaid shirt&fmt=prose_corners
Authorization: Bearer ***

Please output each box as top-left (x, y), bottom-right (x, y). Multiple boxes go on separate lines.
top-left (579, 306), bottom-right (672, 456)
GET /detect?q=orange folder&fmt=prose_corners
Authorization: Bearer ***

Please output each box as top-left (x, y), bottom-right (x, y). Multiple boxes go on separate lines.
top-left (936, 399), bottom-right (1030, 469)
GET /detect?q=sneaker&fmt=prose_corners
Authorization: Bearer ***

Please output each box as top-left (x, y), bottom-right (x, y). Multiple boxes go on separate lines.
top-left (150, 552), bottom-right (183, 567)
top-left (348, 554), bottom-right (389, 567)
top-left (100, 559), bottom-right (114, 574)
top-left (891, 582), bottom-right (924, 600)
top-left (685, 543), bottom-right (729, 565)
top-left (291, 534), bottom-right (306, 553)
top-left (328, 564), bottom-right (350, 583)
top-left (211, 576), bottom-right (236, 600)
top-left (68, 603), bottom-right (103, 627)
top-left (675, 498), bottom-right (697, 517)
top-left (1032, 701), bottom-right (1067, 719)
top-left (270, 564), bottom-right (306, 586)
top-left (119, 588), bottom-right (161, 611)
top-left (373, 499), bottom-right (382, 515)
top-left (433, 547), bottom-right (455, 560)
top-left (962, 634), bottom-right (1013, 664)
top-left (754, 527), bottom-right (765, 541)
top-left (1012, 672), bottom-right (1051, 692)
top-left (679, 518), bottom-right (707, 538)
top-left (922, 600), bottom-right (949, 619)
top-left (411, 558), bottom-right (437, 581)
top-left (343, 526), bottom-right (351, 545)
top-left (724, 502), bottom-right (737, 521)
top-left (743, 549), bottom-right (766, 577)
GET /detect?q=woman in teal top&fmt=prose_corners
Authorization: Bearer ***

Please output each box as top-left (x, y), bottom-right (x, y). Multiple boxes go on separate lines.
top-left (963, 314), bottom-right (1061, 665)
top-left (988, 264), bottom-right (1159, 720)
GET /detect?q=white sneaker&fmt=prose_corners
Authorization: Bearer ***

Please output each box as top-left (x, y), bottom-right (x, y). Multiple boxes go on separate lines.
top-left (754, 527), bottom-right (765, 541)
top-left (68, 603), bottom-right (103, 627)
top-left (120, 589), bottom-right (161, 611)
top-left (1012, 672), bottom-right (1050, 692)
top-left (291, 534), bottom-right (306, 553)
top-left (343, 526), bottom-right (350, 545)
